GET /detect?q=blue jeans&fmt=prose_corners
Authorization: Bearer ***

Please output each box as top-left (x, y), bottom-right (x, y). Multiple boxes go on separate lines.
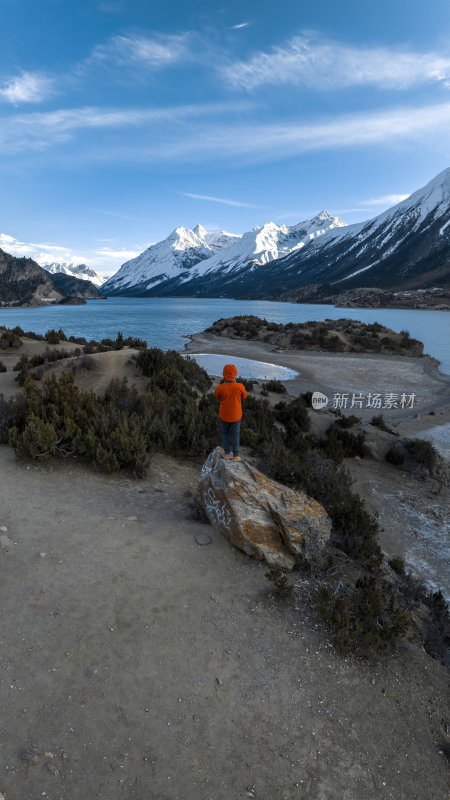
top-left (221, 419), bottom-right (241, 456)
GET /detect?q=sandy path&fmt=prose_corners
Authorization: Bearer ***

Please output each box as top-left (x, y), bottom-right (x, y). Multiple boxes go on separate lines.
top-left (0, 446), bottom-right (448, 800)
top-left (185, 333), bottom-right (450, 422)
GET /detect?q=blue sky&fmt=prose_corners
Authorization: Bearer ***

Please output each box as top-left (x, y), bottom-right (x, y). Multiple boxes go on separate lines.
top-left (1, 0), bottom-right (450, 275)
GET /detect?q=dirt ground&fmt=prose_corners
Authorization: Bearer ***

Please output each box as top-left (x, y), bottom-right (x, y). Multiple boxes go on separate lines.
top-left (0, 446), bottom-right (449, 800)
top-left (185, 332), bottom-right (450, 421)
top-left (0, 337), bottom-right (449, 799)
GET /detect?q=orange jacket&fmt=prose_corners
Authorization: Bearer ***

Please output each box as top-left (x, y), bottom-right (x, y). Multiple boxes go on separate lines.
top-left (215, 381), bottom-right (247, 422)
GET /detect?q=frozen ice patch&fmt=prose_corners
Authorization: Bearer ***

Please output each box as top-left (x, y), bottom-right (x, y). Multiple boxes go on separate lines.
top-left (186, 353), bottom-right (298, 380)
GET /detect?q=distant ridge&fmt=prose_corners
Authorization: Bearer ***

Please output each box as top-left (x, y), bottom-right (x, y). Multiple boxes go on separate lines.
top-left (101, 169), bottom-right (450, 298)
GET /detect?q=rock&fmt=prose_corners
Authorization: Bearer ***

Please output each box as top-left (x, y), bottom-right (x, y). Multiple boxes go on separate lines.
top-left (0, 525), bottom-right (7, 531)
top-left (195, 534), bottom-right (212, 545)
top-left (126, 515), bottom-right (138, 521)
top-left (198, 448), bottom-right (331, 569)
top-left (19, 747), bottom-right (40, 765)
top-left (0, 535), bottom-right (13, 551)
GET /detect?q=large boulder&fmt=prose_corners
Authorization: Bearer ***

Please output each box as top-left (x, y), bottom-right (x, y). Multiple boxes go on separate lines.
top-left (198, 448), bottom-right (332, 569)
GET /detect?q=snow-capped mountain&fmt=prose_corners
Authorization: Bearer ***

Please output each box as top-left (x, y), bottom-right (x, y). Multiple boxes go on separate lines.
top-left (240, 166), bottom-right (450, 298)
top-left (101, 168), bottom-right (449, 299)
top-left (101, 213), bottom-right (345, 296)
top-left (101, 224), bottom-right (240, 295)
top-left (41, 262), bottom-right (104, 287)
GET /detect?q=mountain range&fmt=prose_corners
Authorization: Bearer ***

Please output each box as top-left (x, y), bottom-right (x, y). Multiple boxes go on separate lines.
top-left (101, 168), bottom-right (450, 299)
top-left (41, 262), bottom-right (104, 287)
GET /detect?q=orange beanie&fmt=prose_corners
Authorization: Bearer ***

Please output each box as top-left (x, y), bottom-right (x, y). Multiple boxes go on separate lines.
top-left (223, 363), bottom-right (237, 380)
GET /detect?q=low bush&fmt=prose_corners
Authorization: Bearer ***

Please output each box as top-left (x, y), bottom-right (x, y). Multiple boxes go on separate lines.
top-left (0, 329), bottom-right (22, 349)
top-left (265, 565), bottom-right (294, 599)
top-left (0, 361), bottom-right (7, 373)
top-left (386, 445), bottom-right (405, 465)
top-left (333, 415), bottom-right (359, 428)
top-left (405, 438), bottom-right (437, 472)
top-left (319, 424), bottom-right (366, 461)
top-left (237, 375), bottom-right (256, 392)
top-left (388, 556), bottom-right (405, 575)
top-left (318, 575), bottom-right (411, 656)
top-left (263, 379), bottom-right (287, 394)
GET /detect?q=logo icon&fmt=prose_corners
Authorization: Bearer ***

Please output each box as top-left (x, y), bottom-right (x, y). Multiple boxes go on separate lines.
top-left (312, 391), bottom-right (328, 410)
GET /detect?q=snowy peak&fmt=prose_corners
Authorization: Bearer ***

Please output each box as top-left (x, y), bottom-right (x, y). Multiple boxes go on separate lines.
top-left (41, 262), bottom-right (104, 287)
top-left (193, 223), bottom-right (207, 238)
top-left (101, 168), bottom-right (449, 299)
top-left (101, 224), bottom-right (241, 294)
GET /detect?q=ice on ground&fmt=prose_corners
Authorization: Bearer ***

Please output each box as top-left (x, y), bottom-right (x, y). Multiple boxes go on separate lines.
top-left (185, 353), bottom-right (298, 380)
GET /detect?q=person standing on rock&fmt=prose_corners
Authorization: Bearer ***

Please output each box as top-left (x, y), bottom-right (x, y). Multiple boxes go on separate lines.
top-left (215, 364), bottom-right (247, 462)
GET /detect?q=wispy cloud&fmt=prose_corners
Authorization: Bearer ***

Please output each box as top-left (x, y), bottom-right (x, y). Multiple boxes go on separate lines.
top-left (149, 102), bottom-right (450, 163)
top-left (0, 101), bottom-right (248, 153)
top-left (180, 191), bottom-right (262, 208)
top-left (361, 193), bottom-right (410, 206)
top-left (1, 100), bottom-right (449, 165)
top-left (223, 32), bottom-right (450, 91)
top-left (83, 32), bottom-right (193, 71)
top-left (230, 23), bottom-right (250, 30)
top-left (88, 207), bottom-right (147, 221)
top-left (0, 71), bottom-right (55, 104)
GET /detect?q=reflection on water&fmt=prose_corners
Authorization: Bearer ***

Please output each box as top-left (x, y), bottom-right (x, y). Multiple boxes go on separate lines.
top-left (187, 353), bottom-right (298, 380)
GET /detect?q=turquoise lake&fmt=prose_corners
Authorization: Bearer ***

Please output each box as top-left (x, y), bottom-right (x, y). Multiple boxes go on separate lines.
top-left (1, 296), bottom-right (449, 375)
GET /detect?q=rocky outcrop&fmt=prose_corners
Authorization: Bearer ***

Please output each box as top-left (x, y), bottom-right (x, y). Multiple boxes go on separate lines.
top-left (198, 448), bottom-right (332, 569)
top-left (0, 248), bottom-right (63, 306)
top-left (48, 272), bottom-right (104, 299)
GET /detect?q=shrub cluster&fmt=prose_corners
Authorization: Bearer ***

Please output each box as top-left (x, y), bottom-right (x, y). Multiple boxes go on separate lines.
top-left (14, 349), bottom-right (77, 385)
top-left (263, 379), bottom-right (287, 394)
top-left (7, 349), bottom-right (218, 477)
top-left (0, 328), bottom-right (22, 349)
top-left (317, 575), bottom-right (411, 657)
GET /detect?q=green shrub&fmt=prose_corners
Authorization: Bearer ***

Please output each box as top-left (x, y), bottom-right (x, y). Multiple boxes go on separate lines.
top-left (274, 397), bottom-right (311, 435)
top-left (237, 375), bottom-right (256, 392)
top-left (0, 393), bottom-right (26, 443)
top-left (0, 329), bottom-right (22, 349)
top-left (320, 424), bottom-right (366, 461)
top-left (45, 329), bottom-right (62, 344)
top-left (265, 564), bottom-right (294, 599)
top-left (334, 415), bottom-right (359, 428)
top-left (263, 379), bottom-right (287, 394)
top-left (318, 575), bottom-right (410, 656)
top-left (388, 556), bottom-right (406, 575)
top-left (405, 438), bottom-right (437, 472)
top-left (386, 446), bottom-right (405, 465)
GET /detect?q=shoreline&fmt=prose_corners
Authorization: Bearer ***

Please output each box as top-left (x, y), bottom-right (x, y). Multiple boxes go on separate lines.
top-left (184, 332), bottom-right (450, 423)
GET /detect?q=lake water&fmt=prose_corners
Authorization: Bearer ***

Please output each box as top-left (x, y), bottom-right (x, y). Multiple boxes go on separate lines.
top-left (1, 296), bottom-right (450, 375)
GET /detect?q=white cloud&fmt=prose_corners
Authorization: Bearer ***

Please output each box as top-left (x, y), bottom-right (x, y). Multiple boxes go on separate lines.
top-left (361, 193), bottom-right (410, 206)
top-left (223, 32), bottom-right (450, 91)
top-left (180, 191), bottom-right (261, 208)
top-left (0, 101), bottom-right (248, 153)
top-left (148, 102), bottom-right (450, 162)
top-left (0, 232), bottom-right (142, 274)
top-left (85, 32), bottom-right (192, 70)
top-left (1, 100), bottom-right (449, 166)
top-left (230, 23), bottom-right (250, 30)
top-left (0, 71), bottom-right (55, 104)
